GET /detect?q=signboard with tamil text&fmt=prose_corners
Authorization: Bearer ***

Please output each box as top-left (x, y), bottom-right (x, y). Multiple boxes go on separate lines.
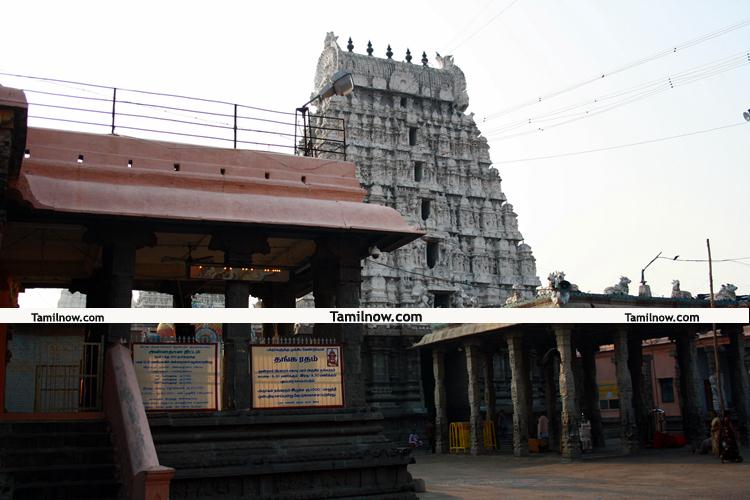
top-left (133, 343), bottom-right (218, 411)
top-left (251, 345), bottom-right (343, 409)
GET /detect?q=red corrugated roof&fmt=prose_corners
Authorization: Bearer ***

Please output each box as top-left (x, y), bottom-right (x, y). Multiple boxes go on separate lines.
top-left (11, 128), bottom-right (422, 246)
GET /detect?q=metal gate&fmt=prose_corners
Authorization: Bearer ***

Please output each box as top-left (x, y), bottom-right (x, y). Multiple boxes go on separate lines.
top-left (33, 340), bottom-right (104, 412)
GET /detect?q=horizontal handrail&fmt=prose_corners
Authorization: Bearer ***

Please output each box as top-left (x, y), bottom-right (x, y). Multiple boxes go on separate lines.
top-left (1, 73), bottom-right (347, 159)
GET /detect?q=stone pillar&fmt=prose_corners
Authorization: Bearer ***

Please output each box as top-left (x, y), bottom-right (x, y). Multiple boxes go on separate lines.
top-left (433, 348), bottom-right (448, 454)
top-left (614, 327), bottom-right (637, 454)
top-left (311, 237), bottom-right (366, 408)
top-left (506, 333), bottom-right (529, 457)
top-left (675, 331), bottom-right (705, 448)
top-left (555, 325), bottom-right (581, 461)
top-left (627, 333), bottom-right (649, 446)
top-left (271, 284), bottom-right (296, 337)
top-left (223, 255), bottom-right (252, 411)
top-left (703, 345), bottom-right (721, 413)
top-left (101, 241), bottom-right (136, 342)
top-left (543, 351), bottom-right (559, 451)
top-left (579, 336), bottom-right (605, 448)
top-left (312, 250), bottom-right (337, 339)
top-left (335, 242), bottom-right (366, 409)
top-left (88, 228), bottom-right (154, 343)
top-left (525, 349), bottom-right (536, 438)
top-left (465, 343), bottom-right (484, 455)
top-left (209, 233), bottom-right (268, 410)
top-left (725, 325), bottom-right (750, 446)
top-left (483, 351), bottom-right (496, 432)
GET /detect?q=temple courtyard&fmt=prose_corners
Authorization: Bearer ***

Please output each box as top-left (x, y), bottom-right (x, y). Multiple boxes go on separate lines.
top-left (412, 446), bottom-right (750, 499)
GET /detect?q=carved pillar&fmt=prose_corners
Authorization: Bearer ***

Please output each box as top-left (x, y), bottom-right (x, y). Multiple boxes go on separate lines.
top-left (555, 325), bottom-right (580, 461)
top-left (465, 342), bottom-right (484, 455)
top-left (433, 347), bottom-right (448, 454)
top-left (506, 332), bottom-right (529, 457)
top-left (579, 336), bottom-right (605, 448)
top-left (627, 333), bottom-right (648, 446)
top-left (525, 348), bottom-right (536, 438)
top-left (725, 325), bottom-right (750, 446)
top-left (675, 331), bottom-right (705, 448)
top-left (703, 345), bottom-right (721, 413)
top-left (543, 350), bottom-right (560, 451)
top-left (483, 351), bottom-right (496, 431)
top-left (614, 326), bottom-right (637, 454)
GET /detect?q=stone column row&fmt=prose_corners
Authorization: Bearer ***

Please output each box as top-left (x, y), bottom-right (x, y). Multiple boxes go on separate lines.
top-left (724, 325), bottom-right (750, 446)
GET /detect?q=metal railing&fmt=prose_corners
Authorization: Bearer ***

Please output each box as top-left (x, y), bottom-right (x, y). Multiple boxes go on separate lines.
top-left (31, 338), bottom-right (104, 412)
top-left (0, 72), bottom-right (346, 159)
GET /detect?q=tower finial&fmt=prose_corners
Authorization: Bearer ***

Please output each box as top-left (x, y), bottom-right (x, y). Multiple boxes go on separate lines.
top-left (347, 37), bottom-right (354, 52)
top-left (405, 48), bottom-right (412, 63)
top-left (386, 44), bottom-right (393, 59)
top-left (367, 40), bottom-right (373, 56)
top-left (421, 51), bottom-right (428, 66)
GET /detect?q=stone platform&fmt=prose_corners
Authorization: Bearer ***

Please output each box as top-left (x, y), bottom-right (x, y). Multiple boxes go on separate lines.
top-left (148, 409), bottom-right (417, 499)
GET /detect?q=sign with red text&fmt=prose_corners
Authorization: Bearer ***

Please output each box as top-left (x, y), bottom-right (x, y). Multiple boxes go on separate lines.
top-left (251, 345), bottom-right (343, 409)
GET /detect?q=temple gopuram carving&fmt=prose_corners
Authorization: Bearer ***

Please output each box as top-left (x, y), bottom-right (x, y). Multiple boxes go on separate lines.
top-left (310, 33), bottom-right (540, 438)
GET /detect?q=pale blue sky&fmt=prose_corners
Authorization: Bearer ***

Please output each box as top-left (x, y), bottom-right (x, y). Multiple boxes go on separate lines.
top-left (5, 0), bottom-right (749, 305)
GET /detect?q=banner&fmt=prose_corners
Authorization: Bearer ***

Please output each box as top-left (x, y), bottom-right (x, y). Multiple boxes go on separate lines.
top-left (251, 345), bottom-right (343, 409)
top-left (133, 343), bottom-right (218, 411)
top-left (4, 307), bottom-right (748, 324)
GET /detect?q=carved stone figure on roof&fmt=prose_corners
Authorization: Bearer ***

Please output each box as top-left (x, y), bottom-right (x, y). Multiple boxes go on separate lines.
top-left (604, 276), bottom-right (631, 295)
top-left (716, 283), bottom-right (737, 301)
top-left (671, 280), bottom-right (693, 299)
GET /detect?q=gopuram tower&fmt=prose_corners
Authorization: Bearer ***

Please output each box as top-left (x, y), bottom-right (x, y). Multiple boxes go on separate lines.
top-left (310, 33), bottom-right (540, 437)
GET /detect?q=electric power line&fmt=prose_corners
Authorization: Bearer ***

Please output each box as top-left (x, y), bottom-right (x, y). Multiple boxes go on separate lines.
top-left (442, 0), bottom-right (496, 51)
top-left (481, 16), bottom-right (750, 121)
top-left (483, 50), bottom-right (750, 139)
top-left (448, 0), bottom-right (522, 53)
top-left (659, 256), bottom-right (750, 264)
top-left (493, 122), bottom-right (746, 164)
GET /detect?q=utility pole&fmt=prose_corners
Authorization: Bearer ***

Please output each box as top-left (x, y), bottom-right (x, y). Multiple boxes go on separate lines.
top-left (707, 238), bottom-right (725, 415)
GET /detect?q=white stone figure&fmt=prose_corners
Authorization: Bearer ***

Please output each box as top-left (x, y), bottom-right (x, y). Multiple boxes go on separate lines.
top-left (671, 280), bottom-right (693, 299)
top-left (716, 283), bottom-right (738, 301)
top-left (604, 276), bottom-right (631, 295)
top-left (505, 285), bottom-right (523, 306)
top-left (420, 293), bottom-right (433, 308)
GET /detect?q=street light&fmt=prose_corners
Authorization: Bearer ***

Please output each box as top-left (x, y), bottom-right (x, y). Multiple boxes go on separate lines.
top-left (639, 251), bottom-right (661, 297)
top-left (744, 108), bottom-right (750, 122)
top-left (296, 71), bottom-right (354, 157)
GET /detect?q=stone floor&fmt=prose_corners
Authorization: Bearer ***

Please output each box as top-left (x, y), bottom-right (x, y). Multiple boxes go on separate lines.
top-left (410, 447), bottom-right (749, 499)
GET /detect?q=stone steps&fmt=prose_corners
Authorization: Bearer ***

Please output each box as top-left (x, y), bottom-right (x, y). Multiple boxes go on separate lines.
top-left (0, 420), bottom-right (119, 500)
top-left (149, 410), bottom-right (417, 499)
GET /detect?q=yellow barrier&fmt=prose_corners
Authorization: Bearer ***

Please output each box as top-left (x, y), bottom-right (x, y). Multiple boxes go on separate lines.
top-left (449, 422), bottom-right (470, 453)
top-left (483, 420), bottom-right (497, 450)
top-left (450, 421), bottom-right (496, 452)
